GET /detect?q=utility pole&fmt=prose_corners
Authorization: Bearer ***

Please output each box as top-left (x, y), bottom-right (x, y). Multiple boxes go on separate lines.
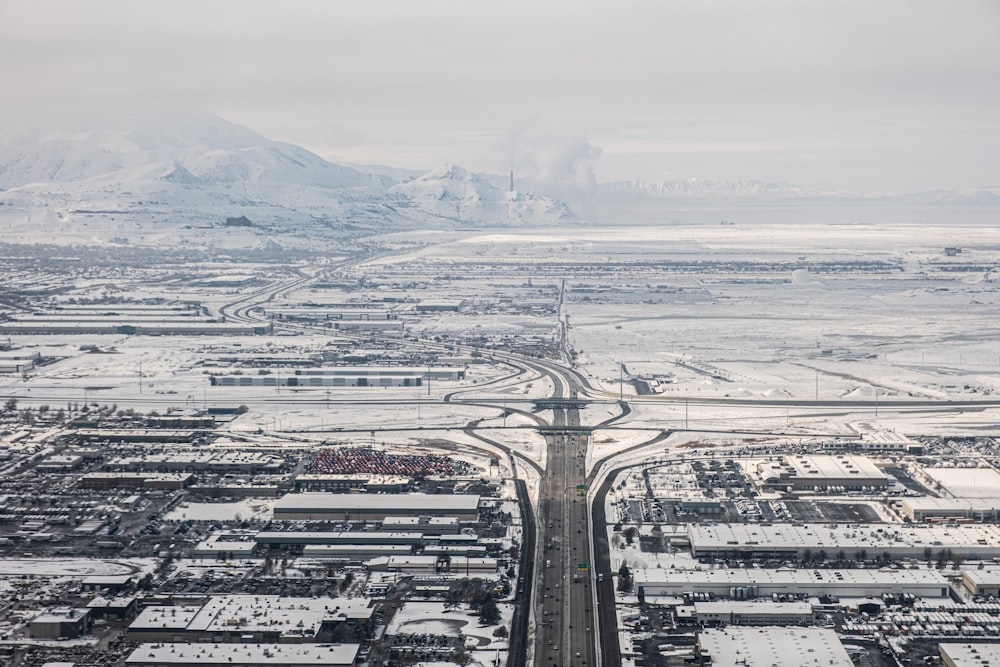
top-left (138, 360), bottom-right (142, 395)
top-left (815, 369), bottom-right (819, 402)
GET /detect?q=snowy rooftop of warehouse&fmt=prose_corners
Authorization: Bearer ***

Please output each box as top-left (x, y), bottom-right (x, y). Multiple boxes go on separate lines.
top-left (902, 497), bottom-right (1000, 512)
top-left (691, 600), bottom-right (813, 615)
top-left (688, 522), bottom-right (1000, 551)
top-left (131, 595), bottom-right (372, 636)
top-left (778, 454), bottom-right (885, 480)
top-left (921, 466), bottom-right (1000, 498)
top-left (939, 642), bottom-right (1000, 666)
top-left (125, 642), bottom-right (360, 665)
top-left (697, 626), bottom-right (853, 666)
top-left (635, 566), bottom-right (947, 587)
top-left (273, 492), bottom-right (480, 512)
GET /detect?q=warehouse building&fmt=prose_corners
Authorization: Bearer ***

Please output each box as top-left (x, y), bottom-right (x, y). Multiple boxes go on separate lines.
top-left (689, 600), bottom-right (813, 626)
top-left (105, 452), bottom-right (283, 474)
top-left (0, 350), bottom-right (39, 373)
top-left (382, 516), bottom-right (461, 534)
top-left (127, 595), bottom-right (373, 643)
top-left (272, 493), bottom-right (481, 522)
top-left (697, 627), bottom-right (853, 667)
top-left (757, 455), bottom-right (887, 491)
top-left (687, 522), bottom-right (1000, 561)
top-left (78, 472), bottom-right (193, 491)
top-left (211, 374), bottom-right (422, 388)
top-left (125, 643), bottom-right (360, 667)
top-left (256, 531), bottom-right (425, 548)
top-left (962, 568), bottom-right (1000, 597)
top-left (293, 474), bottom-right (411, 494)
top-left (939, 643), bottom-right (1000, 667)
top-left (28, 608), bottom-right (92, 639)
top-left (303, 544), bottom-right (414, 560)
top-left (902, 497), bottom-right (1000, 522)
top-left (635, 567), bottom-right (949, 599)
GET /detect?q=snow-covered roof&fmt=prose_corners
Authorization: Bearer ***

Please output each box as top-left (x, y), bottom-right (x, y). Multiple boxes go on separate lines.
top-left (697, 627), bottom-right (852, 666)
top-left (125, 642), bottom-right (360, 666)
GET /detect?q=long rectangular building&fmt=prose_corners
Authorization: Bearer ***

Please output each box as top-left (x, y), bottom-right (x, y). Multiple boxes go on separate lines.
top-left (688, 522), bottom-right (1000, 560)
top-left (902, 497), bottom-right (1000, 522)
top-left (272, 493), bottom-right (481, 522)
top-left (125, 643), bottom-right (360, 667)
top-left (697, 627), bottom-right (853, 667)
top-left (128, 595), bottom-right (372, 643)
top-left (636, 567), bottom-right (949, 598)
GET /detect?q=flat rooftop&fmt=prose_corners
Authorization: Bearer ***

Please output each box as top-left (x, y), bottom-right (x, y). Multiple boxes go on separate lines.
top-left (637, 567), bottom-right (947, 588)
top-left (688, 522), bottom-right (1000, 552)
top-left (273, 493), bottom-right (480, 512)
top-left (902, 497), bottom-right (1000, 512)
top-left (939, 642), bottom-right (1000, 666)
top-left (693, 600), bottom-right (813, 615)
top-left (125, 643), bottom-right (360, 666)
top-left (922, 467), bottom-right (1000, 498)
top-left (698, 627), bottom-right (852, 666)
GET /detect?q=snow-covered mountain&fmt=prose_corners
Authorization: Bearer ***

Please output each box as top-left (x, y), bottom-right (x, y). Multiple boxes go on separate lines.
top-left (388, 164), bottom-right (577, 226)
top-left (0, 111), bottom-right (391, 192)
top-left (0, 112), bottom-right (582, 247)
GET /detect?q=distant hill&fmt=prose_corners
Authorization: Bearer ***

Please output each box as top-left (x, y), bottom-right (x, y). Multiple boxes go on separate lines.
top-left (0, 111), bottom-right (580, 247)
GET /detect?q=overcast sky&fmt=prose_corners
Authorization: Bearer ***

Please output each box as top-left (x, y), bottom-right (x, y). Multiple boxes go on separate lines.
top-left (2, 1), bottom-right (999, 192)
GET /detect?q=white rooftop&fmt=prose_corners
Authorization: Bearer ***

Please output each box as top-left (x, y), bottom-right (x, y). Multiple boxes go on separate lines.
top-left (637, 567), bottom-right (947, 588)
top-left (273, 492), bottom-right (480, 512)
top-left (688, 522), bottom-right (1000, 552)
top-left (125, 642), bottom-right (360, 666)
top-left (698, 626), bottom-right (852, 666)
top-left (922, 467), bottom-right (1000, 498)
top-left (938, 642), bottom-right (1000, 666)
top-left (692, 600), bottom-right (813, 615)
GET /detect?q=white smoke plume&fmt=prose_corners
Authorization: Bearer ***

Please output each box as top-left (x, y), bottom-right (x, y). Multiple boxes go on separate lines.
top-left (505, 123), bottom-right (602, 220)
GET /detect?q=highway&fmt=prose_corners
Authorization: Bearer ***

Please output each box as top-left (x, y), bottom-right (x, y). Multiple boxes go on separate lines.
top-left (530, 363), bottom-right (599, 667)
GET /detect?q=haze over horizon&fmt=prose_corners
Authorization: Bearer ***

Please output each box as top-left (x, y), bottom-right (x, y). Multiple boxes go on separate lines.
top-left (2, 1), bottom-right (999, 195)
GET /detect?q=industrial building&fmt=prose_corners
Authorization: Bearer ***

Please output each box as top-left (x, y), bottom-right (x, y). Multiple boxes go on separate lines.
top-left (127, 595), bottom-right (373, 643)
top-left (0, 321), bottom-right (269, 336)
top-left (303, 544), bottom-right (414, 560)
top-left (211, 374), bottom-right (421, 387)
top-left (756, 455), bottom-right (887, 490)
top-left (256, 531), bottom-right (426, 547)
top-left (193, 534), bottom-right (258, 559)
top-left (124, 643), bottom-right (360, 667)
top-left (105, 452), bottom-right (284, 473)
top-left (961, 568), bottom-right (1000, 597)
top-left (697, 627), bottom-right (853, 667)
top-left (939, 643), bottom-right (1000, 667)
top-left (689, 601), bottom-right (813, 626)
top-left (0, 350), bottom-right (39, 373)
top-left (382, 516), bottom-right (461, 534)
top-left (28, 608), bottom-right (92, 639)
top-left (367, 555), bottom-right (498, 575)
top-left (902, 497), bottom-right (1000, 522)
top-left (293, 474), bottom-right (411, 494)
top-left (271, 493), bottom-right (481, 522)
top-left (686, 522), bottom-right (1000, 561)
top-left (634, 567), bottom-right (950, 598)
top-left (78, 472), bottom-right (193, 490)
